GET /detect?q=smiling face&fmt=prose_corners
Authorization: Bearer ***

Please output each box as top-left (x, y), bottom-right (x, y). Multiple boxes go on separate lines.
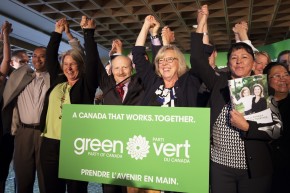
top-left (32, 47), bottom-right (46, 72)
top-left (111, 55), bottom-right (132, 84)
top-left (62, 55), bottom-right (80, 83)
top-left (228, 48), bottom-right (254, 79)
top-left (254, 54), bottom-right (269, 75)
top-left (253, 86), bottom-right (262, 96)
top-left (242, 88), bottom-right (250, 97)
top-left (268, 65), bottom-right (290, 95)
top-left (157, 50), bottom-right (179, 82)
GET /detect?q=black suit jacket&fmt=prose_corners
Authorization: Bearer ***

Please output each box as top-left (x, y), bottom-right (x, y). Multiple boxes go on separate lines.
top-left (97, 54), bottom-right (144, 106)
top-left (100, 75), bottom-right (144, 105)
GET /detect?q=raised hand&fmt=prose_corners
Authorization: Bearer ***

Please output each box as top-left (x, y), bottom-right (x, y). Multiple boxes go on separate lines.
top-left (80, 16), bottom-right (96, 29)
top-left (240, 21), bottom-right (248, 32)
top-left (109, 40), bottom-right (117, 56)
top-left (144, 15), bottom-right (154, 30)
top-left (149, 16), bottom-right (160, 36)
top-left (234, 22), bottom-right (248, 41)
top-left (1, 21), bottom-right (13, 36)
top-left (55, 18), bottom-right (66, 34)
top-left (109, 39), bottom-right (123, 56)
top-left (196, 5), bottom-right (208, 33)
top-left (63, 20), bottom-right (72, 39)
top-left (161, 26), bottom-right (175, 46)
top-left (114, 39), bottom-right (122, 54)
top-left (0, 21), bottom-right (13, 83)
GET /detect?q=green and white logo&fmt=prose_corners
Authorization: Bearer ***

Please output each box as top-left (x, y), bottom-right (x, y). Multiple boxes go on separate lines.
top-left (127, 135), bottom-right (150, 160)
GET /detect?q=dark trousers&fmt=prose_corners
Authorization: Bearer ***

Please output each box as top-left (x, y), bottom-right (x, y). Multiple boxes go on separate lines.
top-left (13, 126), bottom-right (45, 193)
top-left (102, 184), bottom-right (127, 193)
top-left (40, 137), bottom-right (88, 193)
top-left (210, 161), bottom-right (271, 193)
top-left (0, 133), bottom-right (14, 193)
top-left (270, 148), bottom-right (290, 193)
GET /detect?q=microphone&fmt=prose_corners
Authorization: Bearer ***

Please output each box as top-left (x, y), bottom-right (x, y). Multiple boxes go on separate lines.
top-left (95, 74), bottom-right (134, 105)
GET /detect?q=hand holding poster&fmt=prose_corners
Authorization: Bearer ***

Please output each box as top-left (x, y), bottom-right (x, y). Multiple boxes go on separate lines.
top-left (59, 105), bottom-right (210, 193)
top-left (228, 74), bottom-right (273, 123)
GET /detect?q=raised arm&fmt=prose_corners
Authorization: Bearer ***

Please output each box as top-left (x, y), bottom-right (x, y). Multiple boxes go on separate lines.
top-left (233, 21), bottom-right (258, 52)
top-left (81, 16), bottom-right (100, 97)
top-left (232, 25), bottom-right (241, 42)
top-left (161, 26), bottom-right (175, 46)
top-left (0, 21), bottom-right (12, 84)
top-left (97, 39), bottom-right (116, 89)
top-left (109, 39), bottom-right (123, 56)
top-left (64, 20), bottom-right (84, 54)
top-left (46, 18), bottom-right (66, 83)
top-left (135, 15), bottom-right (153, 46)
top-left (133, 15), bottom-right (158, 87)
top-left (196, 5), bottom-right (209, 44)
top-left (149, 16), bottom-right (161, 62)
top-left (190, 5), bottom-right (219, 90)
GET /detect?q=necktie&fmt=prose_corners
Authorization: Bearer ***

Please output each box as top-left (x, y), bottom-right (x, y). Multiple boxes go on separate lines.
top-left (116, 83), bottom-right (125, 100)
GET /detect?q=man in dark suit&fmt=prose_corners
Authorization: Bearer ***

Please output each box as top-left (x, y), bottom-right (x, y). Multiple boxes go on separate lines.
top-left (98, 39), bottom-right (144, 106)
top-left (98, 40), bottom-right (144, 193)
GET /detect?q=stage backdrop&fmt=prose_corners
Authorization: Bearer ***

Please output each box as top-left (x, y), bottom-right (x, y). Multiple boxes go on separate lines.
top-left (59, 105), bottom-right (210, 193)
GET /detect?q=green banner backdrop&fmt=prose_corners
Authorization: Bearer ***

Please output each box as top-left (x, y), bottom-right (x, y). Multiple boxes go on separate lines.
top-left (59, 105), bottom-right (210, 193)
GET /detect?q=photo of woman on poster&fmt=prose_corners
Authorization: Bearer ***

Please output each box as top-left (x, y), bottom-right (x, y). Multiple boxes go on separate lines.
top-left (232, 87), bottom-right (253, 115)
top-left (251, 83), bottom-right (267, 113)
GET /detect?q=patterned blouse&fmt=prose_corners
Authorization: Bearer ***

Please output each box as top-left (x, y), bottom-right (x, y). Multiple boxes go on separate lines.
top-left (149, 84), bottom-right (177, 107)
top-left (211, 103), bottom-right (248, 169)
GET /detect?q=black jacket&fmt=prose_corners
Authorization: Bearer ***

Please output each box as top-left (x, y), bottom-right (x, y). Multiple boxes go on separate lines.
top-left (97, 56), bottom-right (144, 105)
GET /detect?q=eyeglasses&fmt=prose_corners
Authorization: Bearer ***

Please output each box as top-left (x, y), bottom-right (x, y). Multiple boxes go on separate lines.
top-left (158, 57), bottom-right (178, 64)
top-left (269, 73), bottom-right (290, 80)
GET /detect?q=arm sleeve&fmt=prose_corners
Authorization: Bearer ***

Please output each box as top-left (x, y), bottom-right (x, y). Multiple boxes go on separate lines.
top-left (45, 32), bottom-right (62, 84)
top-left (241, 40), bottom-right (259, 52)
top-left (190, 32), bottom-right (220, 91)
top-left (132, 46), bottom-right (157, 89)
top-left (69, 38), bottom-right (85, 55)
top-left (83, 29), bottom-right (100, 97)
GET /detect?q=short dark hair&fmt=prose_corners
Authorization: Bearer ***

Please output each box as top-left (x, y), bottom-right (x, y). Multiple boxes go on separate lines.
top-left (277, 50), bottom-right (290, 63)
top-left (33, 46), bottom-right (46, 52)
top-left (227, 42), bottom-right (254, 61)
top-left (11, 50), bottom-right (27, 58)
top-left (263, 62), bottom-right (289, 96)
top-left (263, 62), bottom-right (289, 75)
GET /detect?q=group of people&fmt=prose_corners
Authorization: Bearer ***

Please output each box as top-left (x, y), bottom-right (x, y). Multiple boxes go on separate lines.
top-left (0, 3), bottom-right (289, 193)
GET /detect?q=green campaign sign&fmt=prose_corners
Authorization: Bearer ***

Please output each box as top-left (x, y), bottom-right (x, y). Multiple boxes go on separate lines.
top-left (59, 105), bottom-right (210, 193)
